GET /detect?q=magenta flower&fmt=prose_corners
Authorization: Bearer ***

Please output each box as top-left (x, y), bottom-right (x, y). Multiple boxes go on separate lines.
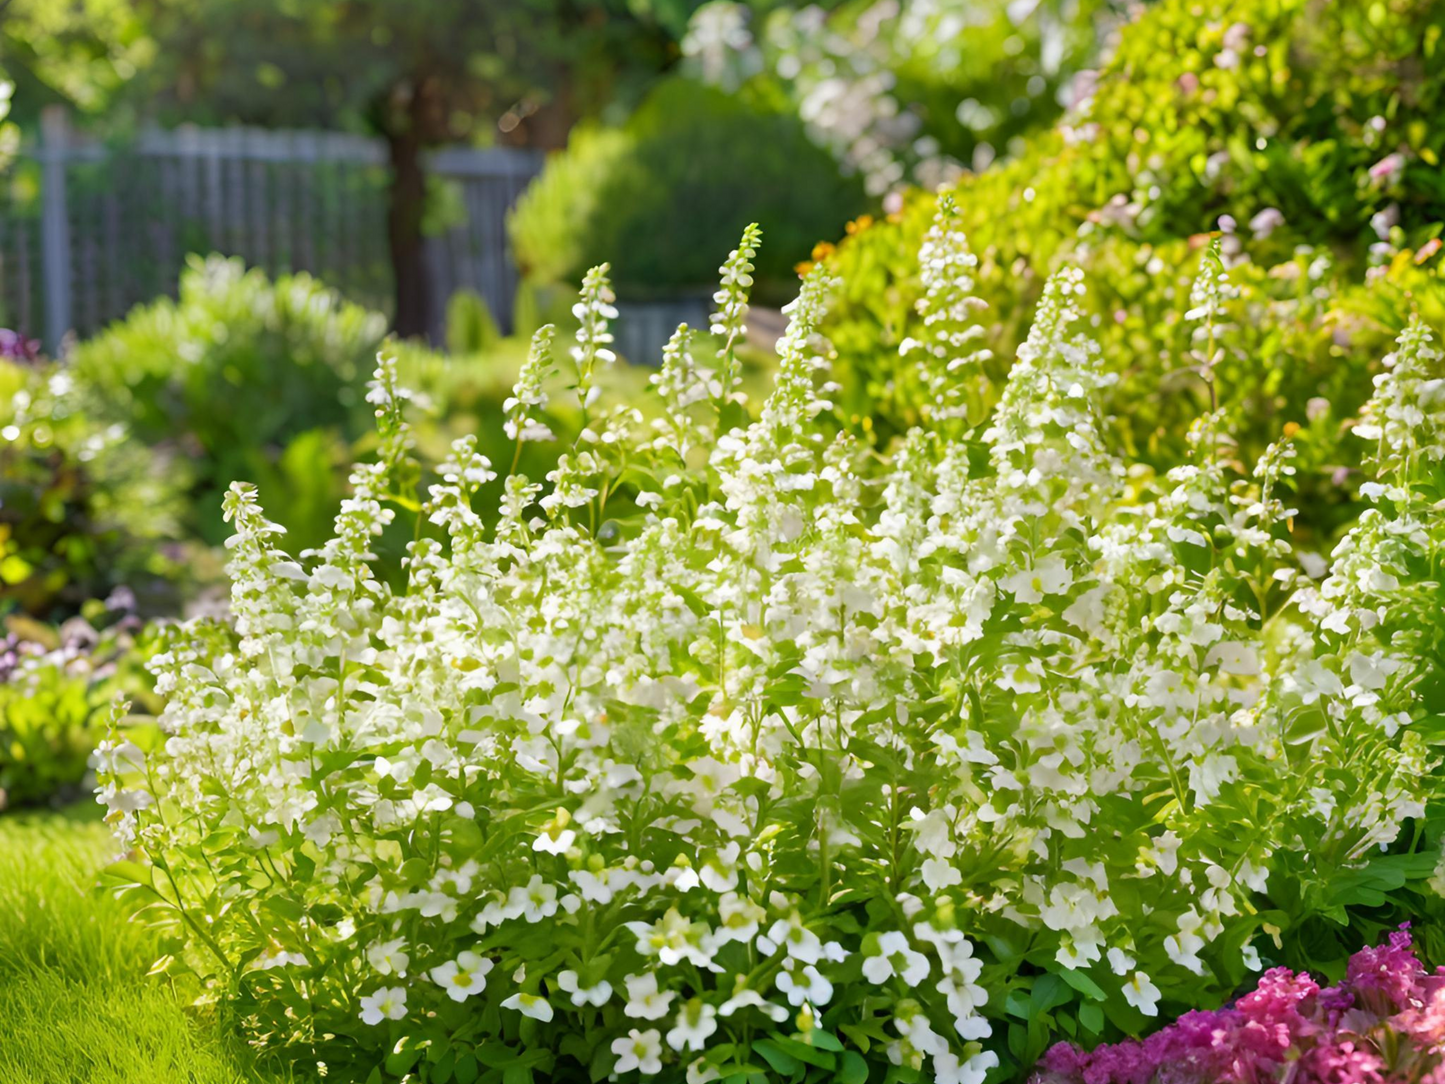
top-left (1033, 928), bottom-right (1445, 1084)
top-left (1369, 153), bottom-right (1406, 183)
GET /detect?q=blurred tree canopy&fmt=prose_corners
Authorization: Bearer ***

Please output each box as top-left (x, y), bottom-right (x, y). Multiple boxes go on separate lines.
top-left (130, 0), bottom-right (696, 336)
top-left (0, 0), bottom-right (853, 336)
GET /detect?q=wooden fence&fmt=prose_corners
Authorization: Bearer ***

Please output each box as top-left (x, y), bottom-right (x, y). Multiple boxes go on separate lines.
top-left (2, 108), bottom-right (542, 351)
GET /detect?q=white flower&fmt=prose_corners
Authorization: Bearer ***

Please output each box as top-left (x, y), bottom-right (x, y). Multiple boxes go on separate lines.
top-left (1204, 641), bottom-right (1259, 676)
top-left (570, 866), bottom-right (634, 904)
top-left (557, 969), bottom-right (613, 1007)
top-left (719, 986), bottom-right (790, 1022)
top-left (430, 951), bottom-right (493, 1002)
top-left (666, 999), bottom-right (719, 1052)
top-left (624, 972), bottom-right (676, 1020)
top-left (514, 875), bottom-right (560, 923)
top-left (1122, 971), bottom-right (1161, 1016)
top-left (501, 991), bottom-right (555, 1022)
top-left (534, 808), bottom-right (577, 854)
top-left (612, 1028), bottom-right (664, 1075)
top-left (359, 986), bottom-right (407, 1025)
top-left (1164, 909), bottom-right (1208, 975)
top-left (775, 963), bottom-right (833, 1007)
top-left (862, 931), bottom-right (930, 986)
top-left (366, 938), bottom-right (410, 977)
top-left (999, 556), bottom-right (1073, 604)
top-left (932, 1050), bottom-right (1000, 1084)
top-left (698, 842), bottom-right (741, 892)
top-left (758, 914), bottom-right (823, 964)
top-left (1348, 650), bottom-right (1401, 692)
top-left (714, 892), bottom-right (765, 944)
top-left (627, 908), bottom-right (717, 968)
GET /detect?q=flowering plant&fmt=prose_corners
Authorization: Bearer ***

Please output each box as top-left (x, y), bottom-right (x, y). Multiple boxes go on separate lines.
top-left (101, 210), bottom-right (1445, 1082)
top-left (1034, 927), bottom-right (1445, 1084)
top-left (0, 590), bottom-right (158, 809)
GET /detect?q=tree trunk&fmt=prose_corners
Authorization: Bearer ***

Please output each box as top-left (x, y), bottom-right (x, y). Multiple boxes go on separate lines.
top-left (386, 126), bottom-right (430, 340)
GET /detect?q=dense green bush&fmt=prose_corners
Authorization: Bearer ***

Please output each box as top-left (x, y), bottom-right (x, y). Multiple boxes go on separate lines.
top-left (509, 79), bottom-right (869, 302)
top-left (70, 254), bottom-right (389, 550)
top-left (0, 353), bottom-right (190, 617)
top-left (821, 0), bottom-right (1445, 541)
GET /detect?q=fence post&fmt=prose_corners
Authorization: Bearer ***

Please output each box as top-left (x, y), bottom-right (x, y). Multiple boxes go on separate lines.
top-left (39, 105), bottom-right (73, 354)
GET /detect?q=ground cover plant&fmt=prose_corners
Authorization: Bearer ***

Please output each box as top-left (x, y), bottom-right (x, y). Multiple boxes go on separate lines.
top-left (97, 206), bottom-right (1445, 1083)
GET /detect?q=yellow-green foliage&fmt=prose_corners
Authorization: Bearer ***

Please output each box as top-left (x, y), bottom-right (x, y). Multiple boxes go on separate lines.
top-left (822, 0), bottom-right (1445, 540)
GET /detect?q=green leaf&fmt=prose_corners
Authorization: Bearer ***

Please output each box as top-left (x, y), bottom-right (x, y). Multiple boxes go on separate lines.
top-left (1060, 967), bottom-right (1106, 1001)
top-left (1031, 973), bottom-right (1074, 1014)
top-left (387, 1046), bottom-right (422, 1076)
top-left (767, 1035), bottom-right (835, 1070)
top-left (752, 1039), bottom-right (802, 1076)
top-left (838, 1051), bottom-right (869, 1084)
top-left (806, 1030), bottom-right (844, 1053)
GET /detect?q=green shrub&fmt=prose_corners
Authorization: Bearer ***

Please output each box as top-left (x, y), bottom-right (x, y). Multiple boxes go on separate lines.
top-left (0, 354), bottom-right (191, 618)
top-left (70, 254), bottom-right (389, 550)
top-left (821, 0), bottom-right (1445, 539)
top-left (509, 79), bottom-right (869, 301)
top-left (445, 290), bottom-right (502, 356)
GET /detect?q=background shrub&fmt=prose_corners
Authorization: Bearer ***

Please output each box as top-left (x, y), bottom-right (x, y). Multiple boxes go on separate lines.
top-left (509, 79), bottom-right (869, 302)
top-left (0, 595), bottom-right (160, 809)
top-left (70, 255), bottom-right (389, 551)
top-left (0, 353), bottom-right (190, 617)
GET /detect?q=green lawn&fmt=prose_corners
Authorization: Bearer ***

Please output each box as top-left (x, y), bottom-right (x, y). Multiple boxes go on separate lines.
top-left (0, 805), bottom-right (292, 1084)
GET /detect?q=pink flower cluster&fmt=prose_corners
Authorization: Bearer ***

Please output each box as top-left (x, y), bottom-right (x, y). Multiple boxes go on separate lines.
top-left (1033, 929), bottom-right (1445, 1084)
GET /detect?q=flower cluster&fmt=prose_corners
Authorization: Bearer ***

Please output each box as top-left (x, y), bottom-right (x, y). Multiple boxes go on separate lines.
top-left (101, 215), bottom-right (1445, 1081)
top-left (1034, 927), bottom-right (1445, 1084)
top-left (682, 0), bottom-right (1108, 194)
top-left (897, 193), bottom-right (992, 423)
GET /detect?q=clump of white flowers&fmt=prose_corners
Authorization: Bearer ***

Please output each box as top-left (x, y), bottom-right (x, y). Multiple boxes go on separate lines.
top-left (101, 221), bottom-right (1445, 1082)
top-left (898, 193), bottom-right (992, 423)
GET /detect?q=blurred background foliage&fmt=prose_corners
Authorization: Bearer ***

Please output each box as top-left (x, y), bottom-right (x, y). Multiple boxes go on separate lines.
top-left (508, 78), bottom-right (870, 302)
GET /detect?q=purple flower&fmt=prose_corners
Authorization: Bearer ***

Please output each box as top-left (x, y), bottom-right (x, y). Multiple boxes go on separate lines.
top-left (1032, 929), bottom-right (1445, 1084)
top-left (0, 328), bottom-right (41, 363)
